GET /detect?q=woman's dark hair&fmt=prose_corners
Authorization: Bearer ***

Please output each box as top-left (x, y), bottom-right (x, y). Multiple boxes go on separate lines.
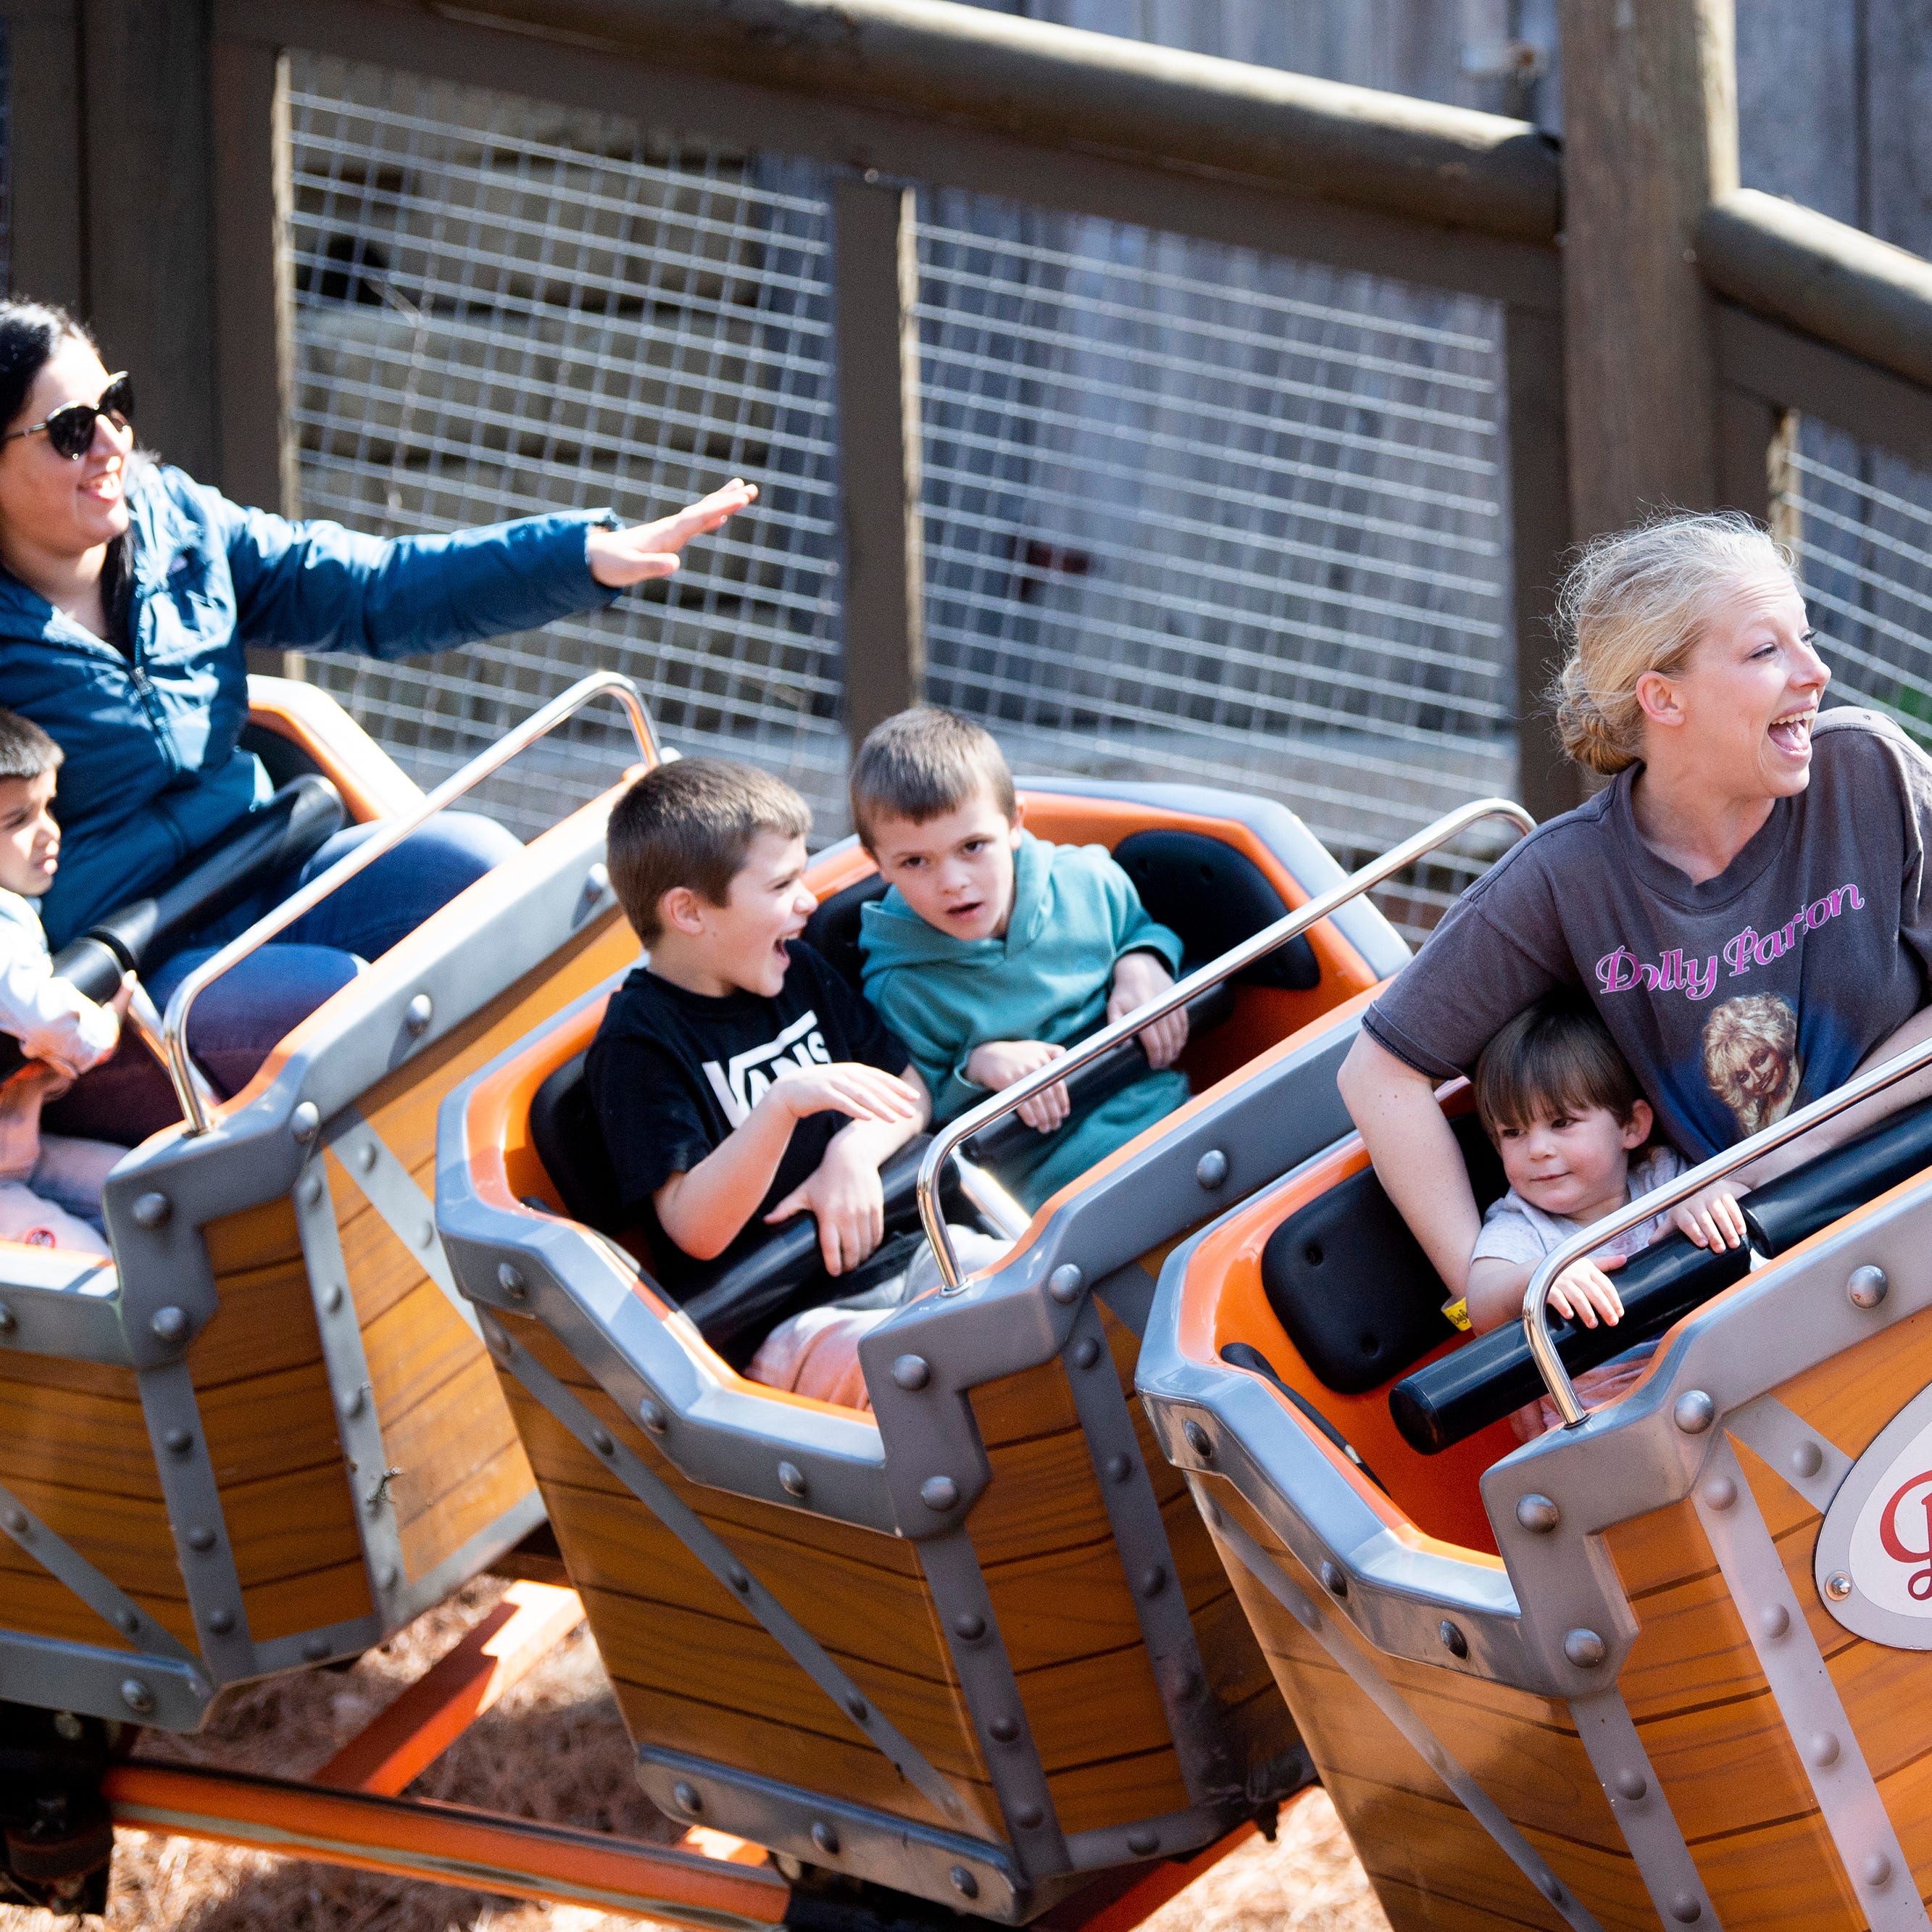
top-left (0, 299), bottom-right (94, 436)
top-left (0, 298), bottom-right (136, 647)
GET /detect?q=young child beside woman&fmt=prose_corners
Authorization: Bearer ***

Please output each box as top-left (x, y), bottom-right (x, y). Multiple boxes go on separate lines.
top-left (1460, 994), bottom-right (1745, 1438)
top-left (0, 707), bottom-right (128, 1254)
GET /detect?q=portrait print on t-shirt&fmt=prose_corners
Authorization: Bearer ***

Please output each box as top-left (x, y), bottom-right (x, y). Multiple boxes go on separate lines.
top-left (1701, 993), bottom-right (1803, 1136)
top-left (1361, 712), bottom-right (1932, 1162)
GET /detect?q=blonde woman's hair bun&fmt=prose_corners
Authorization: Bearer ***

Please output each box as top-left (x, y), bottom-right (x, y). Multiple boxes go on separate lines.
top-left (1545, 510), bottom-right (1797, 778)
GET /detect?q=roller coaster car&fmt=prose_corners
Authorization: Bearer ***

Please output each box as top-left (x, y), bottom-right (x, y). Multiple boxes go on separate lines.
top-left (436, 778), bottom-right (1415, 1923)
top-left (0, 675), bottom-right (649, 1773)
top-left (1138, 919), bottom-right (1932, 1931)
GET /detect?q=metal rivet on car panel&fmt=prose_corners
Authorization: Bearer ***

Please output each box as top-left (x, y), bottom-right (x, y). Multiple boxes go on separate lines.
top-left (891, 1354), bottom-right (930, 1390)
top-left (120, 1678), bottom-right (154, 1716)
top-left (778, 1461), bottom-right (807, 1498)
top-left (1046, 1264), bottom-right (1083, 1304)
top-left (673, 1781), bottom-right (702, 1815)
top-left (1667, 1894), bottom-right (1702, 1923)
top-left (498, 1263), bottom-right (526, 1299)
top-left (1863, 1851), bottom-right (1894, 1888)
top-left (1320, 1561), bottom-right (1346, 1598)
top-left (1195, 1149), bottom-right (1228, 1189)
top-left (291, 1101), bottom-right (320, 1143)
top-left (1702, 1475), bottom-right (1736, 1511)
top-left (1183, 1420), bottom-right (1212, 1458)
top-left (1825, 1571), bottom-right (1852, 1602)
top-left (810, 1820), bottom-right (839, 1855)
top-left (921, 1476), bottom-right (959, 1512)
top-left (2, 1509), bottom-right (25, 1535)
top-left (301, 1175), bottom-right (323, 1207)
top-left (1790, 1440), bottom-right (1823, 1478)
top-left (1438, 1620), bottom-right (1467, 1659)
top-left (0, 1302), bottom-right (14, 1335)
top-left (186, 1525), bottom-right (215, 1552)
top-left (638, 1396), bottom-right (667, 1433)
top-left (323, 1284), bottom-right (343, 1314)
top-left (151, 1305), bottom-right (188, 1345)
top-left (163, 1427), bottom-right (192, 1455)
top-left (206, 1607), bottom-right (234, 1634)
top-left (1073, 1336), bottom-right (1101, 1370)
top-left (1808, 1732), bottom-right (1840, 1768)
top-left (590, 1428), bottom-right (614, 1456)
top-left (376, 1563), bottom-right (399, 1591)
top-left (1127, 1829), bottom-right (1159, 1857)
top-left (404, 992), bottom-right (433, 1036)
top-left (132, 1191), bottom-right (170, 1229)
top-left (1564, 1628), bottom-right (1606, 1667)
top-left (1760, 1602), bottom-right (1791, 1639)
top-left (356, 1142), bottom-right (377, 1173)
top-left (989, 1716), bottom-right (1019, 1742)
top-left (1516, 1494), bottom-right (1559, 1533)
top-left (844, 1694), bottom-right (867, 1723)
top-left (1140, 1565), bottom-right (1167, 1598)
top-left (1673, 1390), bottom-right (1715, 1433)
top-left (954, 1612), bottom-right (986, 1641)
top-left (1615, 1768), bottom-right (1646, 1802)
top-left (949, 1868), bottom-right (978, 1899)
top-left (1849, 1265), bottom-right (1889, 1309)
top-left (1105, 1452), bottom-right (1131, 1482)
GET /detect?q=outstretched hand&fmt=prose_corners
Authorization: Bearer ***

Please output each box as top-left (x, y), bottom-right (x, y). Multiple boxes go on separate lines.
top-left (586, 478), bottom-right (759, 587)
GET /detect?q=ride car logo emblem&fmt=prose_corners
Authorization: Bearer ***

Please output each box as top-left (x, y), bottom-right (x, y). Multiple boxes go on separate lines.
top-left (1815, 1381), bottom-right (1932, 1646)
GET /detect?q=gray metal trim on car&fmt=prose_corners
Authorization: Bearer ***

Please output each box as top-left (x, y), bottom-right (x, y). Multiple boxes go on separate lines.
top-left (0, 1474), bottom-right (197, 1665)
top-left (1568, 1689), bottom-right (1723, 1930)
top-left (1726, 1392), bottom-right (1854, 1516)
top-left (1215, 1511), bottom-right (1605, 1932)
top-left (322, 1107), bottom-right (478, 1338)
top-left (136, 1357), bottom-right (258, 1686)
top-left (493, 1320), bottom-right (971, 1828)
top-left (1691, 1434), bottom-right (1926, 1932)
top-left (0, 1627), bottom-right (211, 1731)
top-left (632, 1744), bottom-right (1026, 1923)
top-left (0, 1252), bottom-right (130, 1365)
top-left (294, 1155), bottom-right (410, 1623)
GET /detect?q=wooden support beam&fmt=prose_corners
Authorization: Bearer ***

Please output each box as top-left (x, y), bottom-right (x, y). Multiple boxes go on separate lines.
top-left (1502, 301), bottom-right (1581, 822)
top-left (316, 1582), bottom-right (585, 1798)
top-left (0, 0), bottom-right (85, 308)
top-left (1557, 0), bottom-right (1739, 536)
top-left (76, 0), bottom-right (220, 477)
top-left (833, 176), bottom-right (926, 757)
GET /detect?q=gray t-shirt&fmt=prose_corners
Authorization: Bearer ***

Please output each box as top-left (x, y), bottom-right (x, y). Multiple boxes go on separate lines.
top-left (1365, 709), bottom-right (1932, 1160)
top-left (1470, 1146), bottom-right (1688, 1267)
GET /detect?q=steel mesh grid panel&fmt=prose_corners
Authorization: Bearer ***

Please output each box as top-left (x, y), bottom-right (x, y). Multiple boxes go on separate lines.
top-left (284, 54), bottom-right (844, 838)
top-left (915, 193), bottom-right (1516, 935)
top-left (1781, 428), bottom-right (1932, 747)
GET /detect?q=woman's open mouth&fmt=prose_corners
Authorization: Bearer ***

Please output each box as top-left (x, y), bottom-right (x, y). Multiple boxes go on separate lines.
top-left (1767, 708), bottom-right (1815, 756)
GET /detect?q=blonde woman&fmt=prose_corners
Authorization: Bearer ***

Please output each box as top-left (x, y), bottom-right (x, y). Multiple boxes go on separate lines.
top-left (1337, 509), bottom-right (1932, 1307)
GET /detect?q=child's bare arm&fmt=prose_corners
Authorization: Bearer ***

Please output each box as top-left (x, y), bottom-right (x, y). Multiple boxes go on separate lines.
top-left (1465, 1252), bottom-right (1625, 1335)
top-left (654, 1062), bottom-right (919, 1262)
top-left (766, 1066), bottom-right (933, 1275)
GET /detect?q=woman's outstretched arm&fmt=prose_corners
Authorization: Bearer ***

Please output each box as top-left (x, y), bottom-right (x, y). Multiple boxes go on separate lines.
top-left (1336, 1029), bottom-right (1483, 1298)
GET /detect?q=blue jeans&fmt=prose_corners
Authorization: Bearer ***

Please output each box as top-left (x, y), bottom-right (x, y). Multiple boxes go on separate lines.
top-left (46, 812), bottom-right (522, 1144)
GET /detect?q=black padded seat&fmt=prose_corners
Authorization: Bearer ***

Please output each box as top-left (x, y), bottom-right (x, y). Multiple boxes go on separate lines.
top-left (801, 875), bottom-right (888, 992)
top-left (1262, 1113), bottom-right (1508, 1395)
top-left (1112, 829), bottom-right (1319, 991)
top-left (529, 1051), bottom-right (623, 1234)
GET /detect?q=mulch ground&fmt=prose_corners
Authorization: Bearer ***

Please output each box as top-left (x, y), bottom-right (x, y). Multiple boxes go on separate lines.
top-left (0, 1580), bottom-right (1389, 1931)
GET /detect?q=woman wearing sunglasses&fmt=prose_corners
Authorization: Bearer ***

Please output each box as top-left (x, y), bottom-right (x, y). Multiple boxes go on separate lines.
top-left (0, 298), bottom-right (756, 1138)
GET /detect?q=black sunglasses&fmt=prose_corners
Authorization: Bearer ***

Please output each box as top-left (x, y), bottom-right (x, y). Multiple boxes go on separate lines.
top-left (4, 372), bottom-right (134, 460)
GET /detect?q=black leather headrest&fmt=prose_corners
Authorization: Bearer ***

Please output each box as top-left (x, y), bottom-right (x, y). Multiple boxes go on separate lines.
top-left (1262, 1112), bottom-right (1507, 1394)
top-left (802, 874), bottom-right (888, 992)
top-left (528, 1050), bottom-right (623, 1234)
top-left (1112, 829), bottom-right (1318, 991)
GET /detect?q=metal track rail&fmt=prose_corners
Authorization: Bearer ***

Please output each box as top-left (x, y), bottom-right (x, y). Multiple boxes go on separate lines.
top-left (915, 796), bottom-right (1537, 1288)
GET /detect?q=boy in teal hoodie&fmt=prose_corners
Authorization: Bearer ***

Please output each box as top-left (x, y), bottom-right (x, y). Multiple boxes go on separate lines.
top-left (854, 708), bottom-right (1190, 1210)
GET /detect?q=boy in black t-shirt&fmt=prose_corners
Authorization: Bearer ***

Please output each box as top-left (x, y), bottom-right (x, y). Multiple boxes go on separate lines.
top-left (587, 758), bottom-right (928, 1300)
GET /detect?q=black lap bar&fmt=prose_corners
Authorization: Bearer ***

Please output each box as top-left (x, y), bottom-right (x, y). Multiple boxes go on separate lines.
top-left (1390, 1100), bottom-right (1932, 1454)
top-left (0, 777), bottom-right (346, 1082)
top-left (960, 980), bottom-right (1234, 1170)
top-left (1388, 1234), bottom-right (1749, 1455)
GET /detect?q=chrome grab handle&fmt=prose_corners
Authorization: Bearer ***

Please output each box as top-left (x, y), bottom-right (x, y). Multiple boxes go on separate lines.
top-left (915, 796), bottom-right (1538, 1291)
top-left (163, 671), bottom-right (659, 1136)
top-left (1524, 1028), bottom-right (1932, 1426)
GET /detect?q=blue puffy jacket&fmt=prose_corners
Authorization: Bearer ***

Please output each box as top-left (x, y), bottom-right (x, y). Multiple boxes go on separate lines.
top-left (0, 464), bottom-right (620, 946)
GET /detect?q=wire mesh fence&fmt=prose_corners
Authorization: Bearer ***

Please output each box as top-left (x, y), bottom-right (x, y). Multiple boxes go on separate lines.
top-left (286, 54), bottom-right (846, 836)
top-left (916, 193), bottom-right (1515, 928)
top-left (1782, 427), bottom-right (1932, 746)
top-left (283, 54), bottom-right (1518, 932)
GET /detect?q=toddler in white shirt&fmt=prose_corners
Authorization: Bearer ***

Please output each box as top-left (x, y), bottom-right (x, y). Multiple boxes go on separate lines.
top-left (1456, 995), bottom-right (1748, 1438)
top-left (0, 709), bottom-right (128, 1254)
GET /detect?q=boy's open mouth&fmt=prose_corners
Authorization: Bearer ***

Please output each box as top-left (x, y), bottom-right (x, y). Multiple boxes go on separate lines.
top-left (945, 899), bottom-right (983, 922)
top-left (1767, 707), bottom-right (1815, 755)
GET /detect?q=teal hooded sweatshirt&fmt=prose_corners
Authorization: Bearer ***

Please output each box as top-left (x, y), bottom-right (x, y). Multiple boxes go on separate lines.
top-left (858, 832), bottom-right (1188, 1209)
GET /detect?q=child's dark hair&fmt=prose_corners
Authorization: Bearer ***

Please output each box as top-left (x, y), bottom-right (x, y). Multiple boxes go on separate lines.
top-left (606, 758), bottom-right (811, 944)
top-left (1473, 996), bottom-right (1646, 1136)
top-left (0, 707), bottom-right (62, 783)
top-left (849, 707), bottom-right (1016, 849)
